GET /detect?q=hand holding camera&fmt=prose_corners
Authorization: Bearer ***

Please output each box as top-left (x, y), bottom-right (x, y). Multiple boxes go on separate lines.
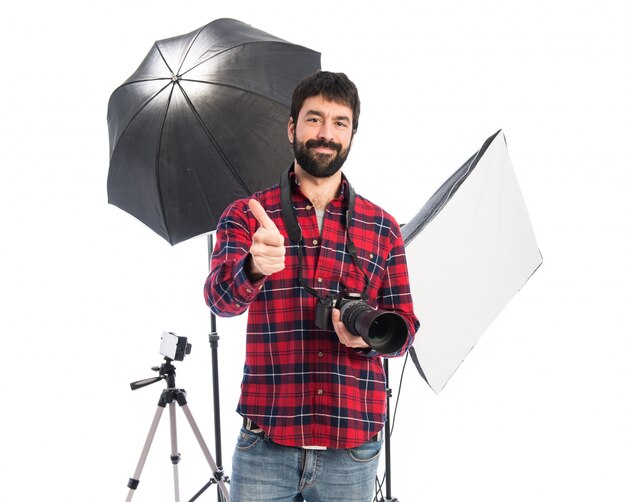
top-left (331, 308), bottom-right (370, 349)
top-left (248, 199), bottom-right (286, 278)
top-left (316, 292), bottom-right (408, 354)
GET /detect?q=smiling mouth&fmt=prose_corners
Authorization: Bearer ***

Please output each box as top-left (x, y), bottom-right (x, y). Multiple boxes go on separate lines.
top-left (311, 146), bottom-right (337, 154)
top-left (306, 140), bottom-right (341, 155)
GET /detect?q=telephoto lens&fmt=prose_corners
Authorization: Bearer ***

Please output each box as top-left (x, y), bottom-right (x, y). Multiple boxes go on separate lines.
top-left (339, 299), bottom-right (408, 354)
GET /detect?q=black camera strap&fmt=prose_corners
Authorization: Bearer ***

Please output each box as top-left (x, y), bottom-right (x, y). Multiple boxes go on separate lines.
top-left (279, 166), bottom-right (370, 301)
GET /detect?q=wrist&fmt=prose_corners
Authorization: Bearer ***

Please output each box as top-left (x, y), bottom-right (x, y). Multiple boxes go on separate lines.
top-left (244, 254), bottom-right (265, 282)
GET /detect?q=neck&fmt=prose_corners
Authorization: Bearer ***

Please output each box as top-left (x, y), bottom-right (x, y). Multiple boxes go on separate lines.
top-left (294, 164), bottom-right (342, 211)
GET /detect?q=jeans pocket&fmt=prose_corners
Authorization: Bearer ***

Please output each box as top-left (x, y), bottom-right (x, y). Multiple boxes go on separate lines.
top-left (235, 427), bottom-right (263, 452)
top-left (347, 439), bottom-right (383, 463)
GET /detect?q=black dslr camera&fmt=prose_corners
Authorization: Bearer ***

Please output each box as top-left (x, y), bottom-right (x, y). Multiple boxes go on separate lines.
top-left (314, 292), bottom-right (408, 354)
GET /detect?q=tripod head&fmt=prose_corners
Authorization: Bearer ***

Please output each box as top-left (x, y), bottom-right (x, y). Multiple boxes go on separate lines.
top-left (130, 357), bottom-right (178, 391)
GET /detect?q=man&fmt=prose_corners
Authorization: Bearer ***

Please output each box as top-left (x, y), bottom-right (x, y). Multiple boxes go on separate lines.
top-left (205, 71), bottom-right (419, 502)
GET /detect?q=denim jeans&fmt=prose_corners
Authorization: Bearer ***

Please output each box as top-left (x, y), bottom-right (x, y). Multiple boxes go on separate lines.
top-left (230, 427), bottom-right (382, 502)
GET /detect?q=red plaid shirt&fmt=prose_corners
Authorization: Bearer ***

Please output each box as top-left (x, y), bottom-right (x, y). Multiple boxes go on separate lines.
top-left (204, 171), bottom-right (419, 449)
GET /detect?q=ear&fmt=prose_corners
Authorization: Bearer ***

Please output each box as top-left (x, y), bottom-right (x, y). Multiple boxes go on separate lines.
top-left (287, 117), bottom-right (295, 144)
top-left (345, 128), bottom-right (356, 149)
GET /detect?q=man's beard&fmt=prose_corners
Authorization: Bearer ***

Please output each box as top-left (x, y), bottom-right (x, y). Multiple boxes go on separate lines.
top-left (293, 135), bottom-right (351, 178)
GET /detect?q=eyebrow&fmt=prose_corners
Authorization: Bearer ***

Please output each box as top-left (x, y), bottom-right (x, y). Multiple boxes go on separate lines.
top-left (305, 109), bottom-right (352, 125)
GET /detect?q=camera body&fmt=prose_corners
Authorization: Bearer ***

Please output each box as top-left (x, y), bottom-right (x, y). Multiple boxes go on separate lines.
top-left (314, 291), bottom-right (363, 331)
top-left (314, 291), bottom-right (408, 354)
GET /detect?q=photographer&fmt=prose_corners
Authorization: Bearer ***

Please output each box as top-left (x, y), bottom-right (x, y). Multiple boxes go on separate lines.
top-left (204, 71), bottom-right (419, 502)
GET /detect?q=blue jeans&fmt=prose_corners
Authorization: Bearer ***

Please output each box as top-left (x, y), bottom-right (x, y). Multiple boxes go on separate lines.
top-left (230, 427), bottom-right (382, 502)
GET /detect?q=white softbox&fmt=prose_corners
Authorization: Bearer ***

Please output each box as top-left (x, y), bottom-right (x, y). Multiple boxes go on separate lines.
top-left (402, 130), bottom-right (542, 394)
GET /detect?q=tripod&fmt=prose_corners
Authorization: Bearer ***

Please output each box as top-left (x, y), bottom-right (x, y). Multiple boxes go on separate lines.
top-left (125, 357), bottom-right (230, 502)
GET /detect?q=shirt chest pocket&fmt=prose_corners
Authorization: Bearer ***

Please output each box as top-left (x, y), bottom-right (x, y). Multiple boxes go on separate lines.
top-left (337, 257), bottom-right (374, 297)
top-left (343, 248), bottom-right (388, 297)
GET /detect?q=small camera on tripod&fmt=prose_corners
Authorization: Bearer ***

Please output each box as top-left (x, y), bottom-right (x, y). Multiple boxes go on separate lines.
top-left (160, 331), bottom-right (192, 361)
top-left (314, 291), bottom-right (408, 354)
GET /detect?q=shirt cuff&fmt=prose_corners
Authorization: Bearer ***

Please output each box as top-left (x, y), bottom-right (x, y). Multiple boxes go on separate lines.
top-left (233, 256), bottom-right (266, 303)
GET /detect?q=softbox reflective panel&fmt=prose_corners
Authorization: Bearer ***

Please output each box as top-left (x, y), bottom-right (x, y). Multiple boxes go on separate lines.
top-left (403, 130), bottom-right (542, 394)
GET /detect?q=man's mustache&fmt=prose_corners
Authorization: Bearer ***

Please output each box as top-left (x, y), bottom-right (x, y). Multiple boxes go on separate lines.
top-left (305, 139), bottom-right (341, 152)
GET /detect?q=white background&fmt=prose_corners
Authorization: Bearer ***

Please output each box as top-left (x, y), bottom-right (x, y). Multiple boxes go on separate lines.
top-left (2, 1), bottom-right (624, 500)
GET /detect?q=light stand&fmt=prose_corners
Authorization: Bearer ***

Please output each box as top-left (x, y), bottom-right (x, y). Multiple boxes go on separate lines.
top-left (376, 358), bottom-right (399, 502)
top-left (190, 233), bottom-right (228, 502)
top-left (125, 357), bottom-right (229, 502)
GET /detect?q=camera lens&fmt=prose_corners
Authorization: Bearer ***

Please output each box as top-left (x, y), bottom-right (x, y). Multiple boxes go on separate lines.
top-left (340, 300), bottom-right (408, 354)
top-left (341, 301), bottom-right (371, 334)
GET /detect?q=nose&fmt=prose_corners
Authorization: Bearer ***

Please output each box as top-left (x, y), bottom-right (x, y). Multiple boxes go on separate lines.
top-left (317, 120), bottom-right (334, 140)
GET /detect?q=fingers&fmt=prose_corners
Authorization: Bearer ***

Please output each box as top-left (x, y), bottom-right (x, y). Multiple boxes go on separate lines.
top-left (249, 246), bottom-right (286, 276)
top-left (248, 198), bottom-right (285, 277)
top-left (249, 199), bottom-right (279, 232)
top-left (332, 309), bottom-right (370, 349)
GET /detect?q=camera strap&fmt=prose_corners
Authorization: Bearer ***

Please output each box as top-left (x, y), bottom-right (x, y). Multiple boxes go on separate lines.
top-left (279, 166), bottom-right (370, 300)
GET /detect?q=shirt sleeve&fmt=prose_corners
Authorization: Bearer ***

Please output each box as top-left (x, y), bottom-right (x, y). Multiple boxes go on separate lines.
top-left (204, 199), bottom-right (267, 317)
top-left (369, 221), bottom-right (420, 358)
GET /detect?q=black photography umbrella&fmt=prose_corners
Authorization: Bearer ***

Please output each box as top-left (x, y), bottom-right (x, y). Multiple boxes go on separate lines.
top-left (107, 18), bottom-right (320, 501)
top-left (107, 18), bottom-right (321, 245)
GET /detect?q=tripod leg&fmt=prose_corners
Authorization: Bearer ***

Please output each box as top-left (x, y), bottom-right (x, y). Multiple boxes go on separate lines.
top-left (169, 403), bottom-right (182, 502)
top-left (126, 406), bottom-right (165, 502)
top-left (179, 403), bottom-right (230, 502)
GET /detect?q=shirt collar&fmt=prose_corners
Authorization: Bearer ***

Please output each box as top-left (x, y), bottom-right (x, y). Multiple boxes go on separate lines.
top-left (288, 164), bottom-right (350, 202)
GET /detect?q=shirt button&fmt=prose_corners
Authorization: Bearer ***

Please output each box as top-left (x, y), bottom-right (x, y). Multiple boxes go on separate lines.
top-left (317, 277), bottom-right (323, 283)
top-left (312, 239), bottom-right (318, 245)
top-left (318, 351), bottom-right (324, 358)
top-left (369, 253), bottom-right (374, 259)
top-left (317, 389), bottom-right (324, 395)
top-left (245, 288), bottom-right (252, 293)
top-left (306, 205), bottom-right (313, 210)
top-left (235, 303), bottom-right (241, 308)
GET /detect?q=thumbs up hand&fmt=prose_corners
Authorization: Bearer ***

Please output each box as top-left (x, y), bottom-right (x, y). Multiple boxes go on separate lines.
top-left (247, 199), bottom-right (286, 278)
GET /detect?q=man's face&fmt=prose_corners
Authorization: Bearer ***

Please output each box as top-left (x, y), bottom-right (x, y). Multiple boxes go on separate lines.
top-left (288, 95), bottom-right (355, 178)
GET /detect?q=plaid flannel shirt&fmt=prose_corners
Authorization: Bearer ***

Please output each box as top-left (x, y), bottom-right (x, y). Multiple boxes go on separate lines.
top-left (205, 171), bottom-right (419, 449)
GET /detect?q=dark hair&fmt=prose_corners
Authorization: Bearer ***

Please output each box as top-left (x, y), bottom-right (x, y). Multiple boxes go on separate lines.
top-left (290, 71), bottom-right (361, 132)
